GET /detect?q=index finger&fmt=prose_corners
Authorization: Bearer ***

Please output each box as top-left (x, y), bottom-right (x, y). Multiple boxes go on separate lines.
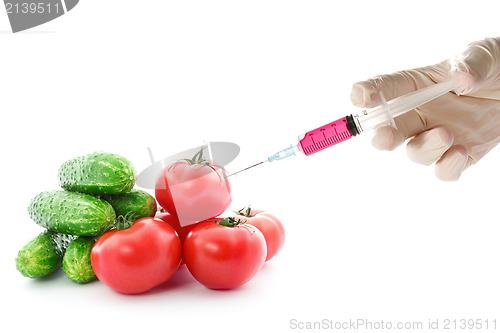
top-left (350, 64), bottom-right (450, 109)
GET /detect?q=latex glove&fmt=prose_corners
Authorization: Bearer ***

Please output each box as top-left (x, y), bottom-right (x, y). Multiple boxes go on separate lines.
top-left (350, 37), bottom-right (500, 181)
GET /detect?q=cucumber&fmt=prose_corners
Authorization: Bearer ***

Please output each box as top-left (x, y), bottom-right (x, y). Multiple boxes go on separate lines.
top-left (28, 190), bottom-right (116, 236)
top-left (16, 231), bottom-right (75, 278)
top-left (62, 237), bottom-right (97, 283)
top-left (58, 151), bottom-right (136, 195)
top-left (101, 189), bottom-right (157, 221)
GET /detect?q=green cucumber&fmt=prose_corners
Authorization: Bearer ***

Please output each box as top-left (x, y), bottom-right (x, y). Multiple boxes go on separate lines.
top-left (101, 189), bottom-right (157, 221)
top-left (62, 237), bottom-right (97, 284)
top-left (16, 231), bottom-right (75, 278)
top-left (58, 151), bottom-right (136, 195)
top-left (28, 190), bottom-right (116, 236)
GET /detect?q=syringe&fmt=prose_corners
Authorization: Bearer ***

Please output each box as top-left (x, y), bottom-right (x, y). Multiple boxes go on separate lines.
top-left (228, 80), bottom-right (455, 177)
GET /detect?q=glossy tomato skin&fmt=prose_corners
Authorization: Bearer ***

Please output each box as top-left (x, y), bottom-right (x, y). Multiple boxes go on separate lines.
top-left (91, 217), bottom-right (182, 294)
top-left (155, 212), bottom-right (196, 265)
top-left (155, 212), bottom-right (195, 244)
top-left (183, 220), bottom-right (266, 290)
top-left (235, 209), bottom-right (285, 262)
top-left (155, 162), bottom-right (231, 226)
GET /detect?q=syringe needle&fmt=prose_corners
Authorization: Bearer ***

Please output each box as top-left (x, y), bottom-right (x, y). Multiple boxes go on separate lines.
top-left (227, 145), bottom-right (299, 177)
top-left (226, 160), bottom-right (267, 177)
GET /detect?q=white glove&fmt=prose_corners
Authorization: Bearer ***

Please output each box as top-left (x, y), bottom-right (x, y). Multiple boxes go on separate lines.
top-left (350, 37), bottom-right (500, 180)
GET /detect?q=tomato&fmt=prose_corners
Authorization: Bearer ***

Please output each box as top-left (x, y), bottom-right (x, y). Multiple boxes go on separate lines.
top-left (235, 207), bottom-right (285, 261)
top-left (91, 217), bottom-right (182, 294)
top-left (155, 149), bottom-right (231, 226)
top-left (155, 212), bottom-right (196, 265)
top-left (155, 212), bottom-right (195, 243)
top-left (183, 218), bottom-right (267, 290)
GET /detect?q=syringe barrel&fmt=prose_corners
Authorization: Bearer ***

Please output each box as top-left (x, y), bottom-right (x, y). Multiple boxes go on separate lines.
top-left (353, 80), bottom-right (455, 133)
top-left (297, 115), bottom-right (359, 156)
top-left (352, 105), bottom-right (394, 133)
top-left (387, 80), bottom-right (455, 117)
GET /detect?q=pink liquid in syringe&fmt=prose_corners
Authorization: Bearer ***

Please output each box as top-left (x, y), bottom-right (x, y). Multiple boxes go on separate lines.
top-left (298, 116), bottom-right (356, 156)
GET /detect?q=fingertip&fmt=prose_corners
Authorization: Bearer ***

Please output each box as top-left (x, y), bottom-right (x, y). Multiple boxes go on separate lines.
top-left (406, 127), bottom-right (453, 166)
top-left (350, 82), bottom-right (381, 108)
top-left (372, 126), bottom-right (403, 151)
top-left (350, 83), bottom-right (364, 107)
top-left (434, 145), bottom-right (469, 181)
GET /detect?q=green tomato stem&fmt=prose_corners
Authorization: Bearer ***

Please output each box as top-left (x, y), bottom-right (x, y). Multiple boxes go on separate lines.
top-left (215, 217), bottom-right (247, 228)
top-left (114, 214), bottom-right (134, 231)
top-left (236, 206), bottom-right (254, 218)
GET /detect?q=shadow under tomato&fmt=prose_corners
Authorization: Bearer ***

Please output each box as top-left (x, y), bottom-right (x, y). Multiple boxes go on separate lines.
top-left (145, 265), bottom-right (199, 295)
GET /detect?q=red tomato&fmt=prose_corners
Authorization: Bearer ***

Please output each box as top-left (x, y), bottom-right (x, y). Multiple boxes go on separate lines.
top-left (155, 212), bottom-right (195, 243)
top-left (91, 217), bottom-right (182, 294)
top-left (183, 218), bottom-right (266, 290)
top-left (155, 160), bottom-right (231, 226)
top-left (155, 212), bottom-right (196, 265)
top-left (235, 207), bottom-right (285, 262)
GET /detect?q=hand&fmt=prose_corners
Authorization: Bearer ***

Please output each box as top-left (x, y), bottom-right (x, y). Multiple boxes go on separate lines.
top-left (350, 37), bottom-right (500, 180)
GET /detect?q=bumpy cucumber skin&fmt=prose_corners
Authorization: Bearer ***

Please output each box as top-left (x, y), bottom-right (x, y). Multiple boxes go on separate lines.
top-left (58, 151), bottom-right (136, 195)
top-left (16, 231), bottom-right (75, 278)
top-left (28, 191), bottom-right (116, 236)
top-left (62, 237), bottom-right (97, 284)
top-left (101, 189), bottom-right (157, 221)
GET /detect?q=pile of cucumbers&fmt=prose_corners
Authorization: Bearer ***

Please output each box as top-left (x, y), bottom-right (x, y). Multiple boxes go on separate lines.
top-left (16, 151), bottom-right (157, 283)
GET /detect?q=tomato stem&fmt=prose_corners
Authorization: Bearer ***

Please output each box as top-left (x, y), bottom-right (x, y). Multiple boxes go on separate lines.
top-left (187, 147), bottom-right (225, 186)
top-left (114, 214), bottom-right (135, 231)
top-left (235, 206), bottom-right (254, 218)
top-left (213, 217), bottom-right (257, 234)
top-left (187, 146), bottom-right (206, 165)
top-left (215, 217), bottom-right (245, 228)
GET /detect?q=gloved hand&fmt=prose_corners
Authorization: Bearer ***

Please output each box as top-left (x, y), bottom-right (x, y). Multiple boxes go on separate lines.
top-left (350, 37), bottom-right (500, 181)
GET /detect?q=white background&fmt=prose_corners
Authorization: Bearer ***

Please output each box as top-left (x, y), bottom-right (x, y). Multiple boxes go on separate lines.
top-left (2, 1), bottom-right (500, 332)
